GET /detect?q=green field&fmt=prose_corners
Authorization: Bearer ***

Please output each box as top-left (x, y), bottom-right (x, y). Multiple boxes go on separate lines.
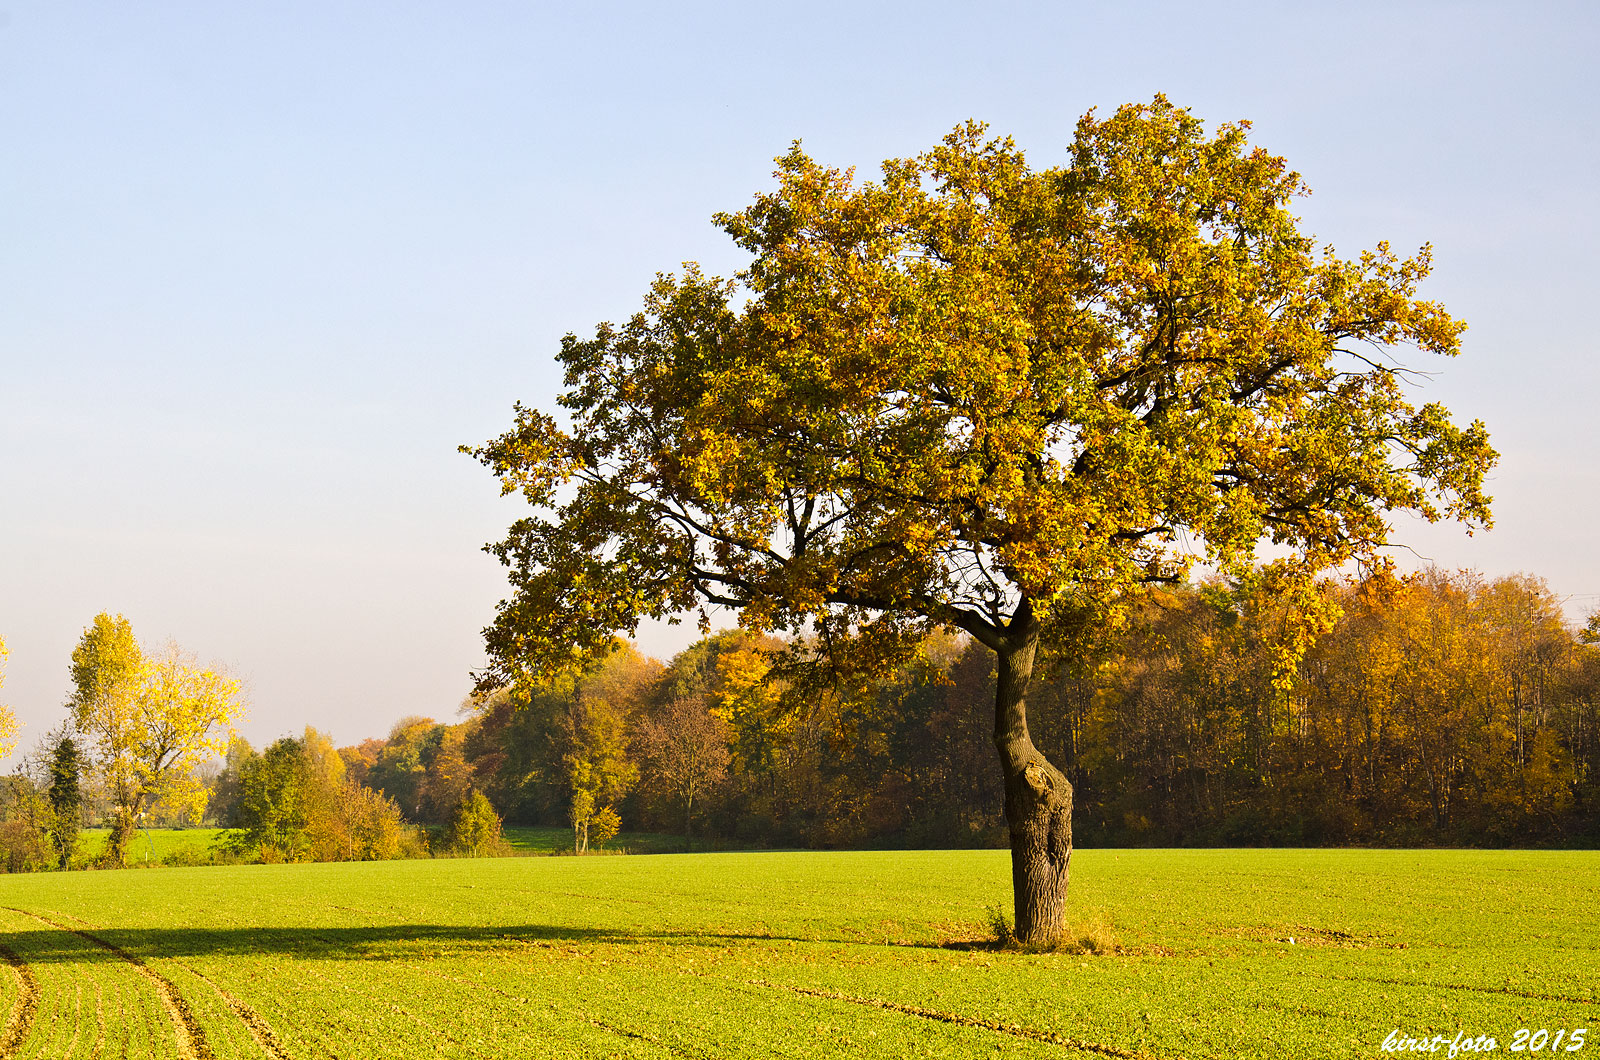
top-left (78, 827), bottom-right (229, 865)
top-left (0, 849), bottom-right (1593, 1058)
top-left (500, 825), bottom-right (709, 856)
top-left (75, 825), bottom-right (690, 865)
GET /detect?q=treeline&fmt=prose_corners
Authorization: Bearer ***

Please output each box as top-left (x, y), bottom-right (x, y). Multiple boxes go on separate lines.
top-left (301, 567), bottom-right (1600, 849)
top-left (1073, 568), bottom-right (1598, 845)
top-left (210, 728), bottom-right (513, 862)
top-left (0, 724), bottom-right (511, 870)
top-left (5, 567), bottom-right (1596, 867)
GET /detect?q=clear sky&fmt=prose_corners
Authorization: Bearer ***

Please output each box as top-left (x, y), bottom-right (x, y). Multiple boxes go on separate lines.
top-left (2, 1), bottom-right (1596, 761)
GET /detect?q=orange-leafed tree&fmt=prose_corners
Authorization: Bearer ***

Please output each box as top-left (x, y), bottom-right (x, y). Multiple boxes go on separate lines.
top-left (470, 98), bottom-right (1494, 944)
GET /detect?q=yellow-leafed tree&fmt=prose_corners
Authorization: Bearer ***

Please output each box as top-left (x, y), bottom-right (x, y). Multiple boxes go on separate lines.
top-left (0, 636), bottom-right (16, 759)
top-left (67, 613), bottom-right (246, 865)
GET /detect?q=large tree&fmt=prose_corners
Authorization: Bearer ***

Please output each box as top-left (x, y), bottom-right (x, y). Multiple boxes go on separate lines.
top-left (469, 98), bottom-right (1494, 944)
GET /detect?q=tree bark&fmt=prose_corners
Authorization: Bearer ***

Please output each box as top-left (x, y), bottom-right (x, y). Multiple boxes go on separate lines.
top-left (684, 789), bottom-right (694, 851)
top-left (993, 610), bottom-right (1073, 946)
top-left (105, 810), bottom-right (138, 867)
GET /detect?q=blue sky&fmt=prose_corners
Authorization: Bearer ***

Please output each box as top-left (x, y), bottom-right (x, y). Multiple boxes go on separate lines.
top-left (2, 1), bottom-right (1596, 757)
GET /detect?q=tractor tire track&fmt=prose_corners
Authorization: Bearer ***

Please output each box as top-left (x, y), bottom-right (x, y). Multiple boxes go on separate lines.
top-left (738, 977), bottom-right (1172, 1060)
top-left (175, 964), bottom-right (292, 1060)
top-left (88, 974), bottom-right (105, 1060)
top-left (491, 933), bottom-right (1167, 1059)
top-left (413, 964), bottom-right (708, 1059)
top-left (1288, 969), bottom-right (1598, 1006)
top-left (2, 908), bottom-right (213, 1060)
top-left (0, 942), bottom-right (38, 1058)
top-left (291, 961), bottom-right (495, 1060)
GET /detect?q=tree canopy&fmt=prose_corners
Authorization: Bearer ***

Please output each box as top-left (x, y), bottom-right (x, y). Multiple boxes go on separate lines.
top-left (472, 97), bottom-right (1493, 683)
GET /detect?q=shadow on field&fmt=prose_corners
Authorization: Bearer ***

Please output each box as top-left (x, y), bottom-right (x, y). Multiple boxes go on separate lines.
top-left (2, 923), bottom-right (820, 963)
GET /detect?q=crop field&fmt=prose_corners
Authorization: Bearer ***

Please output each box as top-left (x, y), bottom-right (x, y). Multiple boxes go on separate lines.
top-left (0, 849), bottom-right (1594, 1059)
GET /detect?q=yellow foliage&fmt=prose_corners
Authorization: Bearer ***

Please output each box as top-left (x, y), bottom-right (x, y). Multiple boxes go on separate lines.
top-left (713, 643), bottom-right (790, 776)
top-left (67, 613), bottom-right (246, 862)
top-left (0, 635), bottom-right (15, 759)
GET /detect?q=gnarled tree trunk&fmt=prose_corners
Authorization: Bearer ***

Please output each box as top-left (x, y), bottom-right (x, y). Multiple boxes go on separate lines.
top-left (105, 810), bottom-right (138, 867)
top-left (993, 618), bottom-right (1072, 946)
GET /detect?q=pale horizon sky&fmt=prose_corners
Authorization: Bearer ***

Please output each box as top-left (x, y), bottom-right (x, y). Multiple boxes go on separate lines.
top-left (3, 1), bottom-right (1597, 763)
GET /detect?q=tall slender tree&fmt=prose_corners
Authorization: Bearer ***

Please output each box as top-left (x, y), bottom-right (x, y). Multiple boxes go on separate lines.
top-left (0, 640), bottom-right (19, 765)
top-left (46, 735), bottom-right (83, 869)
top-left (0, 636), bottom-right (16, 759)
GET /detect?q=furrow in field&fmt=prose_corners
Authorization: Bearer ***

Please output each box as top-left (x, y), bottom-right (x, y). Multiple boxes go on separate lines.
top-left (736, 977), bottom-right (1173, 1060)
top-left (1, 908), bottom-right (213, 1060)
top-left (0, 943), bottom-right (39, 1058)
top-left (174, 963), bottom-right (293, 1060)
top-left (290, 960), bottom-right (497, 1060)
top-left (410, 964), bottom-right (708, 1060)
top-left (88, 973), bottom-right (105, 1060)
top-left (1287, 969), bottom-right (1599, 1006)
top-left (62, 981), bottom-right (82, 1060)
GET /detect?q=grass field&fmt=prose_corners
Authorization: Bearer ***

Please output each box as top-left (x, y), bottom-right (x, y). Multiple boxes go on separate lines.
top-left (78, 827), bottom-right (229, 865)
top-left (0, 849), bottom-right (1594, 1058)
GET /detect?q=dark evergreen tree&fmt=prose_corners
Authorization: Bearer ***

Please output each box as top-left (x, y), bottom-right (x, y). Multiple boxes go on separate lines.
top-left (46, 736), bottom-right (83, 869)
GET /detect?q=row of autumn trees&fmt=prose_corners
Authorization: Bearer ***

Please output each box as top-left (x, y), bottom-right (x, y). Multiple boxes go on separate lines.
top-left (5, 564), bottom-right (1597, 864)
top-left (333, 566), bottom-right (1600, 848)
top-left (208, 728), bottom-right (504, 862)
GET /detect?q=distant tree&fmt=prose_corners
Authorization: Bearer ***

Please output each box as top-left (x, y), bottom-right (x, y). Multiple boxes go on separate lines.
top-left (68, 614), bottom-right (246, 865)
top-left (366, 716), bottom-right (441, 820)
top-left (228, 737), bottom-right (314, 861)
top-left (447, 788), bottom-right (506, 857)
top-left (0, 636), bottom-right (17, 759)
top-left (337, 737), bottom-right (386, 789)
top-left (710, 635), bottom-right (790, 786)
top-left (634, 697), bottom-right (731, 844)
top-left (46, 736), bottom-right (83, 869)
top-left (419, 724), bottom-right (474, 824)
top-left (460, 690), bottom-right (548, 823)
top-left (300, 727), bottom-right (353, 859)
top-left (588, 804), bottom-right (622, 850)
top-left (65, 614), bottom-right (142, 863)
top-left (0, 773), bottom-right (50, 873)
top-left (208, 737), bottom-right (258, 825)
top-left (341, 783), bottom-right (421, 861)
top-left (226, 731), bottom-right (421, 862)
top-left (0, 822), bottom-right (49, 874)
top-left (568, 787), bottom-right (595, 853)
top-left (556, 650), bottom-right (643, 851)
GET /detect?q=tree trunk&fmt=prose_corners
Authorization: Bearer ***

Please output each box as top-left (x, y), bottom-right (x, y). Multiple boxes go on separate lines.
top-left (993, 615), bottom-right (1073, 947)
top-left (105, 810), bottom-right (138, 867)
top-left (684, 789), bottom-right (694, 852)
